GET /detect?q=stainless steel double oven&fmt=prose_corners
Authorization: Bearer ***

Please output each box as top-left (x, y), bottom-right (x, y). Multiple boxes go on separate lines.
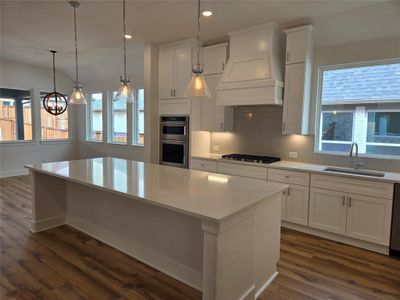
top-left (159, 116), bottom-right (189, 169)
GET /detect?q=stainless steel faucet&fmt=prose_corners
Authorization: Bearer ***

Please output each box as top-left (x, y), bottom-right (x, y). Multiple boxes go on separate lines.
top-left (349, 142), bottom-right (363, 169)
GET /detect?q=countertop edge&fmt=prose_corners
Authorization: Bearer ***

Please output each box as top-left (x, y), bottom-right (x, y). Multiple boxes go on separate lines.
top-left (25, 164), bottom-right (288, 223)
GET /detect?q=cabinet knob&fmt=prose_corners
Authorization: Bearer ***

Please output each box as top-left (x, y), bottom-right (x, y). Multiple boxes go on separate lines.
top-left (287, 187), bottom-right (290, 196)
top-left (174, 89), bottom-right (177, 97)
top-left (220, 122), bottom-right (223, 130)
top-left (348, 196), bottom-right (352, 207)
top-left (342, 195), bottom-right (346, 206)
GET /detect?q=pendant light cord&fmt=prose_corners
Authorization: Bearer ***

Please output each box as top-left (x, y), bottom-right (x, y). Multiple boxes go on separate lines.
top-left (73, 4), bottom-right (79, 86)
top-left (51, 50), bottom-right (57, 92)
top-left (122, 0), bottom-right (127, 81)
top-left (196, 0), bottom-right (201, 69)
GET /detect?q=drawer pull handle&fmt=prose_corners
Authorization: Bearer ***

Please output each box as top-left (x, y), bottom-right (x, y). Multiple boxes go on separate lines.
top-left (348, 196), bottom-right (352, 208)
top-left (287, 187), bottom-right (290, 196)
top-left (342, 195), bottom-right (346, 206)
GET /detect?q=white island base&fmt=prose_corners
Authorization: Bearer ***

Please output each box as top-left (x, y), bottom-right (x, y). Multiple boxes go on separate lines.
top-left (27, 158), bottom-right (285, 300)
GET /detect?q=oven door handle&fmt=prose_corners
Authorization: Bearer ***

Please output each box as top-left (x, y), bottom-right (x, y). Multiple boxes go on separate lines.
top-left (160, 121), bottom-right (188, 126)
top-left (160, 139), bottom-right (186, 145)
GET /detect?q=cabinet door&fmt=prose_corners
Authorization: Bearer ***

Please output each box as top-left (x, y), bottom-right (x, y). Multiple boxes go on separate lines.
top-left (203, 44), bottom-right (228, 75)
top-left (201, 75), bottom-right (234, 132)
top-left (309, 188), bottom-right (347, 235)
top-left (346, 194), bottom-right (392, 246)
top-left (286, 184), bottom-right (309, 225)
top-left (159, 49), bottom-right (175, 100)
top-left (282, 63), bottom-right (306, 135)
top-left (286, 30), bottom-right (309, 64)
top-left (174, 45), bottom-right (193, 98)
top-left (281, 189), bottom-right (287, 221)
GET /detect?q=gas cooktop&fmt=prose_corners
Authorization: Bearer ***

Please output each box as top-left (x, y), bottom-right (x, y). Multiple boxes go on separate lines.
top-left (221, 154), bottom-right (280, 164)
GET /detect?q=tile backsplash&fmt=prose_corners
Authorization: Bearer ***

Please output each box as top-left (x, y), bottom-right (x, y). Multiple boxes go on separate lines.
top-left (210, 105), bottom-right (400, 172)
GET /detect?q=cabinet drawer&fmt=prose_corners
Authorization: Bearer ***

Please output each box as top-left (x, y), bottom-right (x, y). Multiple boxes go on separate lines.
top-left (217, 162), bottom-right (267, 180)
top-left (190, 159), bottom-right (217, 172)
top-left (268, 169), bottom-right (310, 186)
top-left (311, 174), bottom-right (394, 200)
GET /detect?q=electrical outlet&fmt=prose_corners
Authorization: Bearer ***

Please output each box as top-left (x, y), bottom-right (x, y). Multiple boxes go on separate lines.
top-left (212, 145), bottom-right (220, 151)
top-left (289, 152), bottom-right (298, 159)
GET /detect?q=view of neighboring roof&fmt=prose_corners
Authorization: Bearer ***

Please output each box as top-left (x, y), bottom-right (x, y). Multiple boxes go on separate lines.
top-left (322, 62), bottom-right (400, 103)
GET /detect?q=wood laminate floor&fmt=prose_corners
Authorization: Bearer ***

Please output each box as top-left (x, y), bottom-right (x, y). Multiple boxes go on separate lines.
top-left (1, 175), bottom-right (399, 300)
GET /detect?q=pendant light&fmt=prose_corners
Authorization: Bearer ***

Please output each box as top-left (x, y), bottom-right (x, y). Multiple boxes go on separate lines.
top-left (115, 0), bottom-right (134, 103)
top-left (69, 1), bottom-right (86, 105)
top-left (43, 51), bottom-right (68, 116)
top-left (184, 0), bottom-right (211, 98)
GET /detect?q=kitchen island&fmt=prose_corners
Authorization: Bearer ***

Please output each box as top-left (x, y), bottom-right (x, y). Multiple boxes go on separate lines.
top-left (26, 157), bottom-right (287, 300)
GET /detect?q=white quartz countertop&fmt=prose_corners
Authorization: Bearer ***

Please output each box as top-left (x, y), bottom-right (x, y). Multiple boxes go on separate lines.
top-left (191, 155), bottom-right (400, 183)
top-left (25, 157), bottom-right (287, 222)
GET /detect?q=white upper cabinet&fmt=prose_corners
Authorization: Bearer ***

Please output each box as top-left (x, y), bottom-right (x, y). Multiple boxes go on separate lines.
top-left (202, 43), bottom-right (228, 75)
top-left (282, 25), bottom-right (313, 135)
top-left (201, 74), bottom-right (234, 132)
top-left (198, 43), bottom-right (233, 132)
top-left (159, 42), bottom-right (193, 100)
top-left (285, 26), bottom-right (313, 65)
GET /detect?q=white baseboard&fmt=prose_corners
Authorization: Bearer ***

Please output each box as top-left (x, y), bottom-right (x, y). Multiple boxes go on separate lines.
top-left (30, 215), bottom-right (66, 233)
top-left (282, 222), bottom-right (389, 255)
top-left (238, 284), bottom-right (255, 300)
top-left (1, 169), bottom-right (29, 178)
top-left (255, 271), bottom-right (278, 299)
top-left (66, 215), bottom-right (203, 291)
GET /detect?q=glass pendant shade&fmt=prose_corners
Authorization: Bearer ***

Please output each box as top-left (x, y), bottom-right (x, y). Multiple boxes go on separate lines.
top-left (69, 85), bottom-right (87, 104)
top-left (115, 80), bottom-right (134, 103)
top-left (184, 70), bottom-right (211, 98)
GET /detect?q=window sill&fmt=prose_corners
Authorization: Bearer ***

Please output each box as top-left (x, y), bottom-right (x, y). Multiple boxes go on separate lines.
top-left (85, 140), bottom-right (103, 145)
top-left (40, 139), bottom-right (74, 145)
top-left (314, 150), bottom-right (400, 161)
top-left (0, 140), bottom-right (36, 146)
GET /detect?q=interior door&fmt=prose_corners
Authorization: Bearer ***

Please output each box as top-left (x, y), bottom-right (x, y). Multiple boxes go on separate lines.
top-left (346, 193), bottom-right (392, 245)
top-left (309, 188), bottom-right (347, 235)
top-left (159, 49), bottom-right (175, 99)
top-left (286, 184), bottom-right (309, 225)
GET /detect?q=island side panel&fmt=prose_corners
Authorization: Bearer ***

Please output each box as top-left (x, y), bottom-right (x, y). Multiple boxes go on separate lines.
top-left (30, 170), bottom-right (67, 232)
top-left (202, 207), bottom-right (256, 300)
top-left (65, 180), bottom-right (204, 290)
top-left (254, 192), bottom-right (282, 297)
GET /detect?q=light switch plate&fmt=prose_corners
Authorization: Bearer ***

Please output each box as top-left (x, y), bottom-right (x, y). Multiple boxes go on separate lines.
top-left (212, 145), bottom-right (220, 151)
top-left (289, 152), bottom-right (298, 159)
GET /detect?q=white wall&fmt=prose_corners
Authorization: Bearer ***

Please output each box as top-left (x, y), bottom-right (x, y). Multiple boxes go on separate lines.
top-left (0, 60), bottom-right (79, 177)
top-left (209, 35), bottom-right (400, 172)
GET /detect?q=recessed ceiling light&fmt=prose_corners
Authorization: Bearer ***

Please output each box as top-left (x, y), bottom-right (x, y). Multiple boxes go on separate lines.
top-left (202, 10), bottom-right (213, 17)
top-left (124, 34), bottom-right (132, 39)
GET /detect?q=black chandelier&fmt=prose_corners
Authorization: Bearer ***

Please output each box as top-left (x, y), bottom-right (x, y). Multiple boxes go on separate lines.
top-left (43, 50), bottom-right (68, 116)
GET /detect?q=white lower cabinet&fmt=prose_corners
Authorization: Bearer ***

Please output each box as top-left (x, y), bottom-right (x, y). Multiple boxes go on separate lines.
top-left (281, 190), bottom-right (287, 221)
top-left (309, 188), bottom-right (347, 235)
top-left (309, 188), bottom-right (392, 246)
top-left (346, 193), bottom-right (392, 245)
top-left (285, 184), bottom-right (309, 225)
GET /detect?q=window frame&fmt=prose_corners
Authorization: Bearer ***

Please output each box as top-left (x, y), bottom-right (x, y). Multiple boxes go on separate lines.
top-left (314, 58), bottom-right (400, 160)
top-left (86, 91), bottom-right (104, 143)
top-left (0, 87), bottom-right (34, 144)
top-left (132, 88), bottom-right (144, 147)
top-left (108, 91), bottom-right (128, 145)
top-left (39, 90), bottom-right (70, 143)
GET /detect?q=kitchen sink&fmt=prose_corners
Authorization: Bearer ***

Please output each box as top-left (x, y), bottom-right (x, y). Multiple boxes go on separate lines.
top-left (324, 167), bottom-right (385, 178)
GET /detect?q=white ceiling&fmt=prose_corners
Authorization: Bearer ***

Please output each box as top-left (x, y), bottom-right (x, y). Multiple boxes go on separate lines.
top-left (1, 0), bottom-right (399, 84)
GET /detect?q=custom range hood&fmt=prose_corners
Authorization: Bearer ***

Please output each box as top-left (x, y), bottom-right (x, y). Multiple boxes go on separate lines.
top-left (217, 22), bottom-right (284, 106)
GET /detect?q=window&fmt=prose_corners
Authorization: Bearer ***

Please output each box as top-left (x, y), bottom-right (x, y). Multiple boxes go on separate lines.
top-left (317, 61), bottom-right (400, 157)
top-left (0, 88), bottom-right (32, 142)
top-left (134, 89), bottom-right (144, 145)
top-left (88, 92), bottom-right (103, 141)
top-left (110, 91), bottom-right (127, 143)
top-left (40, 92), bottom-right (69, 140)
